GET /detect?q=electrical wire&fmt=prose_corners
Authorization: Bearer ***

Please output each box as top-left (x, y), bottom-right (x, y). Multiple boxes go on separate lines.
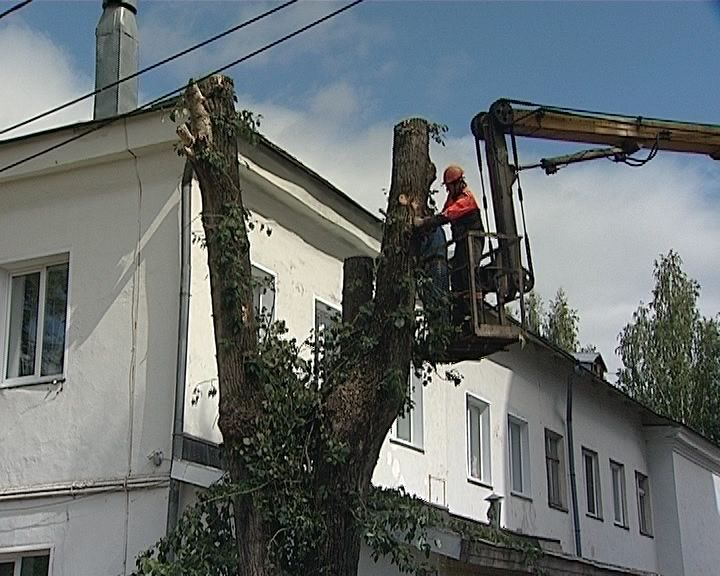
top-left (0, 0), bottom-right (299, 137)
top-left (0, 0), bottom-right (365, 175)
top-left (0, 0), bottom-right (32, 21)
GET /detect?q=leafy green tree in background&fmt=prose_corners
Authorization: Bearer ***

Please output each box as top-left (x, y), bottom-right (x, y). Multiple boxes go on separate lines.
top-left (524, 292), bottom-right (544, 335)
top-left (617, 251), bottom-right (720, 443)
top-left (523, 288), bottom-right (583, 354)
top-left (544, 288), bottom-right (580, 353)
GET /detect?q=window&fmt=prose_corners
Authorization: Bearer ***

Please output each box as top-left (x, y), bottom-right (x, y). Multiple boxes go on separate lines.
top-left (313, 299), bottom-right (340, 386)
top-left (0, 550), bottom-right (50, 576)
top-left (466, 394), bottom-right (491, 485)
top-left (508, 416), bottom-right (530, 496)
top-left (251, 265), bottom-right (275, 325)
top-left (582, 448), bottom-right (602, 519)
top-left (545, 429), bottom-right (567, 509)
top-left (636, 471), bottom-right (653, 536)
top-left (314, 299), bottom-right (339, 338)
top-left (2, 257), bottom-right (69, 386)
top-left (394, 368), bottom-right (424, 449)
top-left (610, 460), bottom-right (628, 527)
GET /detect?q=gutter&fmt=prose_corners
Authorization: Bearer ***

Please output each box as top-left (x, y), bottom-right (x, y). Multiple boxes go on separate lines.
top-left (567, 366), bottom-right (582, 557)
top-left (166, 162), bottom-right (193, 537)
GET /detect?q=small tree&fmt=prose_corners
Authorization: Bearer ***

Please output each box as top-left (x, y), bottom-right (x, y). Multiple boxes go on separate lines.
top-left (617, 251), bottom-right (720, 442)
top-left (543, 288), bottom-right (579, 353)
top-left (523, 292), bottom-right (544, 335)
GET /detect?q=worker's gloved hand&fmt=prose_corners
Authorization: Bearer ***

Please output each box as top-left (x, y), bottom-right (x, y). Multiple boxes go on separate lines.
top-left (414, 214), bottom-right (446, 231)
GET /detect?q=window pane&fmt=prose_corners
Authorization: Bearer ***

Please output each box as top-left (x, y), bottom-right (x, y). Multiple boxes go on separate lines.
top-left (7, 272), bottom-right (41, 378)
top-left (252, 267), bottom-right (275, 322)
top-left (468, 405), bottom-right (481, 479)
top-left (41, 263), bottom-right (69, 376)
top-left (0, 562), bottom-right (15, 576)
top-left (548, 460), bottom-right (560, 504)
top-left (584, 453), bottom-right (596, 515)
top-left (20, 554), bottom-right (50, 576)
top-left (510, 421), bottom-right (523, 492)
top-left (396, 409), bottom-right (411, 442)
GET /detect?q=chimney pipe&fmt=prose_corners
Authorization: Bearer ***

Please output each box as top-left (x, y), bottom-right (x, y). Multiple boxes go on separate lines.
top-left (94, 0), bottom-right (139, 119)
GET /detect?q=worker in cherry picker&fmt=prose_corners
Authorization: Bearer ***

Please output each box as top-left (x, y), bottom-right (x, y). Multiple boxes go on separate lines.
top-left (414, 164), bottom-right (485, 319)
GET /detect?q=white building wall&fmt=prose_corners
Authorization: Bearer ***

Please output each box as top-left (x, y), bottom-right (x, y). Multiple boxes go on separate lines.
top-left (0, 117), bottom-right (184, 575)
top-left (184, 184), bottom-right (346, 443)
top-left (0, 486), bottom-right (168, 576)
top-left (374, 342), bottom-right (663, 574)
top-left (645, 430), bottom-right (684, 576)
top-left (674, 450), bottom-right (720, 575)
top-left (0, 145), bottom-right (182, 485)
top-left (4, 112), bottom-right (719, 576)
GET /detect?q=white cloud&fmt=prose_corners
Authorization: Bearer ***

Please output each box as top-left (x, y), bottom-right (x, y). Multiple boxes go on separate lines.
top-left (246, 89), bottom-right (720, 378)
top-left (3, 14), bottom-right (717, 381)
top-left (0, 24), bottom-right (92, 139)
top-left (139, 1), bottom-right (391, 90)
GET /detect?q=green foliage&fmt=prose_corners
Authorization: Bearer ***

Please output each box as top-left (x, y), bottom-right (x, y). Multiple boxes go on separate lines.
top-left (523, 292), bottom-right (544, 335)
top-left (134, 484), bottom-right (239, 576)
top-left (361, 487), bottom-right (437, 573)
top-left (617, 251), bottom-right (720, 442)
top-left (544, 288), bottom-right (579, 353)
top-left (427, 122), bottom-right (448, 146)
top-left (136, 298), bottom-right (451, 575)
top-left (522, 289), bottom-right (586, 354)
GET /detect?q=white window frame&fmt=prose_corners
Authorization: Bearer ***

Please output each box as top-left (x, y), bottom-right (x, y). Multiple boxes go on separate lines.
top-left (545, 429), bottom-right (567, 510)
top-left (610, 460), bottom-right (628, 528)
top-left (636, 471), bottom-right (653, 536)
top-left (466, 393), bottom-right (492, 486)
top-left (1, 254), bottom-right (70, 388)
top-left (0, 545), bottom-right (53, 576)
top-left (393, 367), bottom-right (424, 450)
top-left (251, 263), bottom-right (276, 324)
top-left (582, 447), bottom-right (603, 519)
top-left (508, 414), bottom-right (531, 497)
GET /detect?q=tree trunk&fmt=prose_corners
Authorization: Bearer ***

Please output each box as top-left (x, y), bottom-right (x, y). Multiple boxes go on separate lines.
top-left (316, 118), bottom-right (435, 575)
top-left (179, 75), bottom-right (270, 576)
top-left (181, 75), bottom-right (435, 575)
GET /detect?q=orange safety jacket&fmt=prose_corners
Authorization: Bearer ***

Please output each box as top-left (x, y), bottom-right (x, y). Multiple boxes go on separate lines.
top-left (441, 187), bottom-right (483, 242)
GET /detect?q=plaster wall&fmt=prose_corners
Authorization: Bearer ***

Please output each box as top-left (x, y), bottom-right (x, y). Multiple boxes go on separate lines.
top-left (0, 486), bottom-right (168, 576)
top-left (674, 451), bottom-right (720, 575)
top-left (184, 180), bottom-right (346, 443)
top-left (645, 430), bottom-right (683, 576)
top-left (0, 143), bottom-right (182, 487)
top-left (570, 371), bottom-right (656, 572)
top-left (373, 343), bottom-right (661, 573)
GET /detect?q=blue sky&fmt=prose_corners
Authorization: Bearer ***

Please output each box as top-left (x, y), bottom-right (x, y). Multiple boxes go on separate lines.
top-left (2, 0), bottom-right (719, 375)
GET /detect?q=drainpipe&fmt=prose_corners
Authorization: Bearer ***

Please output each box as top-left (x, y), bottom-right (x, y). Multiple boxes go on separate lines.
top-left (166, 163), bottom-right (193, 537)
top-left (566, 365), bottom-right (582, 557)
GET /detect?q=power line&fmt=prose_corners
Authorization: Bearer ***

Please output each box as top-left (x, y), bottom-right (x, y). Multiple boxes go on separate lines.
top-left (0, 0), bottom-right (32, 21)
top-left (0, 0), bottom-right (365, 175)
top-left (0, 0), bottom-right (299, 137)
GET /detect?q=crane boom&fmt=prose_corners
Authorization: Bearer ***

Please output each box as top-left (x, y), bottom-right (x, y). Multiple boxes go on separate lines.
top-left (494, 100), bottom-right (720, 159)
top-left (461, 99), bottom-right (720, 352)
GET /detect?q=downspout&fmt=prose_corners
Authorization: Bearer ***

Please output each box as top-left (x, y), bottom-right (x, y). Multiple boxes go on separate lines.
top-left (166, 162), bottom-right (194, 537)
top-left (567, 365), bottom-right (582, 557)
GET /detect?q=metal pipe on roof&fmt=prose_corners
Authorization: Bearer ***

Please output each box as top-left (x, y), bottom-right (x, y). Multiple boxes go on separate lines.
top-left (94, 0), bottom-right (139, 119)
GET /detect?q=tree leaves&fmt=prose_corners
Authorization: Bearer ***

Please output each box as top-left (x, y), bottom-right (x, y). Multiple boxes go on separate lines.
top-left (617, 251), bottom-right (720, 442)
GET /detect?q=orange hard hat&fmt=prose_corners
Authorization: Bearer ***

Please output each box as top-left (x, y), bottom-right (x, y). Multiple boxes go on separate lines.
top-left (442, 164), bottom-right (464, 185)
